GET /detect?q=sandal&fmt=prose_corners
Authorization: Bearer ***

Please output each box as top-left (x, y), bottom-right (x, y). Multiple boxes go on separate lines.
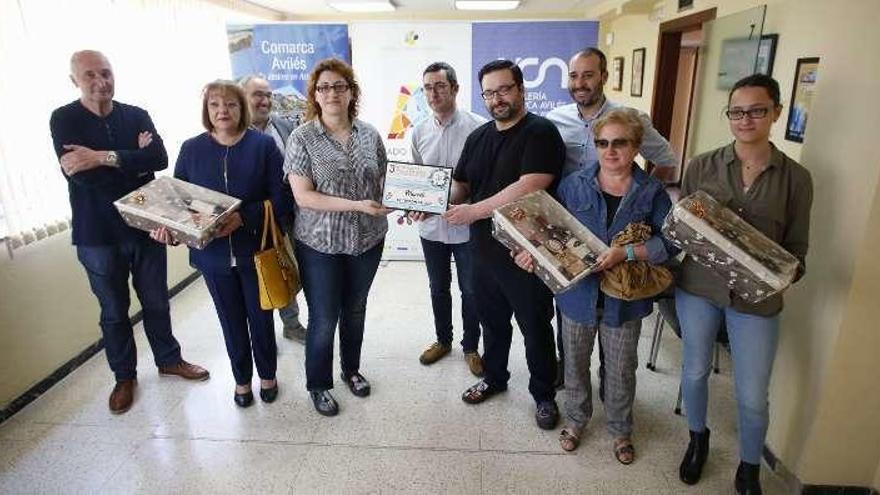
top-left (461, 380), bottom-right (506, 404)
top-left (613, 437), bottom-right (636, 465)
top-left (559, 426), bottom-right (582, 452)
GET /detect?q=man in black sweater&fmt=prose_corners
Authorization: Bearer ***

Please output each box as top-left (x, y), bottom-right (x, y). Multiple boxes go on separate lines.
top-left (49, 50), bottom-right (209, 415)
top-left (447, 60), bottom-right (565, 430)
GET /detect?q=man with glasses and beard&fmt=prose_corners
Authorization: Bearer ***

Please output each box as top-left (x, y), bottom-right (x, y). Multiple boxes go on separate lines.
top-left (445, 59), bottom-right (565, 431)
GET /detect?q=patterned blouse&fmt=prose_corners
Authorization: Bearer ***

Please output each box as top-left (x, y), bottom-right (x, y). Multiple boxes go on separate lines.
top-left (283, 118), bottom-right (388, 255)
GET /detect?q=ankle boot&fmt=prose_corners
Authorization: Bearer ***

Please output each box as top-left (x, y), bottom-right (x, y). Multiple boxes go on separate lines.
top-left (679, 428), bottom-right (710, 485)
top-left (735, 461), bottom-right (762, 495)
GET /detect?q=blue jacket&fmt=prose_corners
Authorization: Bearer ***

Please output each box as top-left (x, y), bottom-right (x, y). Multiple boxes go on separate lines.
top-left (555, 162), bottom-right (675, 326)
top-left (50, 100), bottom-right (168, 245)
top-left (174, 130), bottom-right (291, 274)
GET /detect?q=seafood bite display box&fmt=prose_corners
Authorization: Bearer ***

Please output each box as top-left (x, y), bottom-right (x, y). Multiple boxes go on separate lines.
top-left (492, 190), bottom-right (608, 294)
top-left (662, 190), bottom-right (800, 303)
top-left (114, 176), bottom-right (241, 249)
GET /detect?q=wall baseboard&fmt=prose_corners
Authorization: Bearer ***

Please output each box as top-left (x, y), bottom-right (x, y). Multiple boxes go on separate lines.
top-left (0, 271), bottom-right (201, 425)
top-left (764, 445), bottom-right (878, 494)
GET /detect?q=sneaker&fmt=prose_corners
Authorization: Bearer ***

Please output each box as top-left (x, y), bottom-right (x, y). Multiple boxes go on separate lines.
top-left (419, 342), bottom-right (451, 365)
top-left (283, 323), bottom-right (306, 343)
top-left (535, 400), bottom-right (560, 430)
top-left (464, 351), bottom-right (484, 377)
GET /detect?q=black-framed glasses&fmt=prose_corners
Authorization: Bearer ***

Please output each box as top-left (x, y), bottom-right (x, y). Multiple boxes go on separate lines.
top-left (725, 106), bottom-right (771, 120)
top-left (316, 82), bottom-right (350, 94)
top-left (594, 138), bottom-right (632, 150)
top-left (423, 82), bottom-right (450, 94)
top-left (480, 83), bottom-right (517, 100)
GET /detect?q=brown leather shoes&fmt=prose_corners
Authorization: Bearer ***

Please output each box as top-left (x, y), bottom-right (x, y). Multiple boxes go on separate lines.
top-left (159, 359), bottom-right (210, 381)
top-left (109, 379), bottom-right (136, 414)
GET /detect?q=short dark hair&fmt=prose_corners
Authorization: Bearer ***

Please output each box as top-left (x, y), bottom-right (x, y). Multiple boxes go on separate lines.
top-left (572, 47), bottom-right (607, 74)
top-left (478, 59), bottom-right (523, 89)
top-left (423, 62), bottom-right (458, 88)
top-left (729, 73), bottom-right (782, 107)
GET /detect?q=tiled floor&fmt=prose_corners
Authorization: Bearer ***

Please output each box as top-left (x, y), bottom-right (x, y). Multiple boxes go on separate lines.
top-left (0, 261), bottom-right (789, 494)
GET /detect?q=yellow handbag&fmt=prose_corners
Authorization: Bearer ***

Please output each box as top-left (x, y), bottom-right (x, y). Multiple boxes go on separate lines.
top-left (254, 200), bottom-right (301, 310)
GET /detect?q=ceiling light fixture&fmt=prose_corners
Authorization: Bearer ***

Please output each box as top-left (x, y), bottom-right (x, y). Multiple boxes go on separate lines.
top-left (327, 0), bottom-right (396, 13)
top-left (455, 1), bottom-right (521, 11)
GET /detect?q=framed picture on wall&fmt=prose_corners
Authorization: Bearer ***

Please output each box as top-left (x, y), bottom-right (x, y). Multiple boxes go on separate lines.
top-left (631, 48), bottom-right (645, 97)
top-left (785, 57), bottom-right (820, 143)
top-left (756, 34), bottom-right (779, 76)
top-left (612, 56), bottom-right (624, 91)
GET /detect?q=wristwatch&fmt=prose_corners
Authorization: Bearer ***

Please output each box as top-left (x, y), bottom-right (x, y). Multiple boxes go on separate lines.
top-left (106, 150), bottom-right (119, 167)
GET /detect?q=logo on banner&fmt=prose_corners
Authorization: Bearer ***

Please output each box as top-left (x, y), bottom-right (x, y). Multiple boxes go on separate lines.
top-left (404, 31), bottom-right (420, 47)
top-left (387, 84), bottom-right (430, 139)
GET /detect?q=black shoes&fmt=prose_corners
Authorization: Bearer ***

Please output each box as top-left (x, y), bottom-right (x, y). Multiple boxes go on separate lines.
top-left (260, 383), bottom-right (279, 403)
top-left (234, 390), bottom-right (254, 408)
top-left (310, 390), bottom-right (339, 416)
top-left (342, 372), bottom-right (371, 397)
top-left (679, 428), bottom-right (711, 485)
top-left (535, 400), bottom-right (560, 430)
top-left (735, 461), bottom-right (763, 495)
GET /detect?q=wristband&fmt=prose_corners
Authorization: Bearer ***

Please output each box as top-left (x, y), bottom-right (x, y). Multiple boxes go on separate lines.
top-left (625, 244), bottom-right (636, 262)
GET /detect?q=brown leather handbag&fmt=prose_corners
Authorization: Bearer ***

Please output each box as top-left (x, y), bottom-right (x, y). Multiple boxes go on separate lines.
top-left (254, 200), bottom-right (300, 310)
top-left (601, 222), bottom-right (673, 301)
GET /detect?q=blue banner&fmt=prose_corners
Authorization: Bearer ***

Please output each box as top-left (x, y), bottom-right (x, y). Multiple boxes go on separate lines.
top-left (227, 23), bottom-right (349, 119)
top-left (471, 21), bottom-right (599, 117)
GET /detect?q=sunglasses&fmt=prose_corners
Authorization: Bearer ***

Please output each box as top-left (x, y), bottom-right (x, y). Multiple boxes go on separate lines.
top-left (594, 138), bottom-right (632, 150)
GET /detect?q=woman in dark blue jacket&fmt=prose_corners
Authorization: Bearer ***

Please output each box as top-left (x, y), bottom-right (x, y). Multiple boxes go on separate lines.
top-left (153, 80), bottom-right (289, 408)
top-left (515, 108), bottom-right (674, 462)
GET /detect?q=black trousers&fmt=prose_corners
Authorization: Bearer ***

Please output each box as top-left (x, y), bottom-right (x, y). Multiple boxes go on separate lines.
top-left (472, 253), bottom-right (557, 403)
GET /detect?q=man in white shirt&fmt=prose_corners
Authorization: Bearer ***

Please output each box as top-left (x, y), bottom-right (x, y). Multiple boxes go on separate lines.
top-left (546, 47), bottom-right (677, 180)
top-left (410, 62), bottom-right (487, 376)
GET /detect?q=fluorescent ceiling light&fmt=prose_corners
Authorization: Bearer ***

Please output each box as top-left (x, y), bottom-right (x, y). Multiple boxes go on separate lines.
top-left (455, 0), bottom-right (521, 10)
top-left (327, 0), bottom-right (396, 13)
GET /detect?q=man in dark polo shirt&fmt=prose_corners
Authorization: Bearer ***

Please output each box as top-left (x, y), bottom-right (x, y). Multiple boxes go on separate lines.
top-left (50, 50), bottom-right (209, 415)
top-left (445, 59), bottom-right (565, 430)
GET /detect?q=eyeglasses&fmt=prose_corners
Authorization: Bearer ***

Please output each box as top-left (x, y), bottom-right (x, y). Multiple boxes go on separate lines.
top-left (316, 82), bottom-right (350, 94)
top-left (480, 83), bottom-right (517, 101)
top-left (423, 82), bottom-right (450, 94)
top-left (725, 106), bottom-right (771, 120)
top-left (250, 91), bottom-right (272, 100)
top-left (594, 138), bottom-right (632, 150)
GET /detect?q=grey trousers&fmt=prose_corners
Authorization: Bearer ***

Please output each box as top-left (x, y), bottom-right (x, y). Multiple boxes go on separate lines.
top-left (279, 221), bottom-right (303, 328)
top-left (561, 314), bottom-right (642, 438)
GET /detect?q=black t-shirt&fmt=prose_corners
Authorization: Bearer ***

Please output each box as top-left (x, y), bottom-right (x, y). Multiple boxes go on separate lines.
top-left (453, 112), bottom-right (565, 258)
top-left (602, 190), bottom-right (623, 229)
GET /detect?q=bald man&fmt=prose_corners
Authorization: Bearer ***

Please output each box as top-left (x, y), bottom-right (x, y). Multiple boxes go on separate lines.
top-left (49, 50), bottom-right (209, 415)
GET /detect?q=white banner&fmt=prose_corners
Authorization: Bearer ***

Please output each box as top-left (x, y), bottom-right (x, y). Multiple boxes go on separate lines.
top-left (351, 22), bottom-right (473, 260)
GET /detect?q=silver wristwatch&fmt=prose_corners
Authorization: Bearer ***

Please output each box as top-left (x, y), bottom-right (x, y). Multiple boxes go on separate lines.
top-left (106, 150), bottom-right (119, 167)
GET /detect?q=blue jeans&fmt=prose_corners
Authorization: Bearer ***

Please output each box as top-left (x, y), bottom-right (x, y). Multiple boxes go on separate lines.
top-left (76, 239), bottom-right (181, 381)
top-left (202, 263), bottom-right (277, 385)
top-left (419, 238), bottom-right (480, 352)
top-left (676, 288), bottom-right (779, 464)
top-left (297, 240), bottom-right (383, 391)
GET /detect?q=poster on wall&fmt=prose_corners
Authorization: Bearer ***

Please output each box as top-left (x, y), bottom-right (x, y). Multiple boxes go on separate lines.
top-left (471, 21), bottom-right (599, 118)
top-left (350, 22), bottom-right (473, 260)
top-left (226, 23), bottom-right (350, 124)
top-left (785, 57), bottom-right (819, 143)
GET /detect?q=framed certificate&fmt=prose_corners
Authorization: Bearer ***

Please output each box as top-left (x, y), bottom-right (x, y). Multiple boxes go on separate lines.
top-left (382, 161), bottom-right (452, 214)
